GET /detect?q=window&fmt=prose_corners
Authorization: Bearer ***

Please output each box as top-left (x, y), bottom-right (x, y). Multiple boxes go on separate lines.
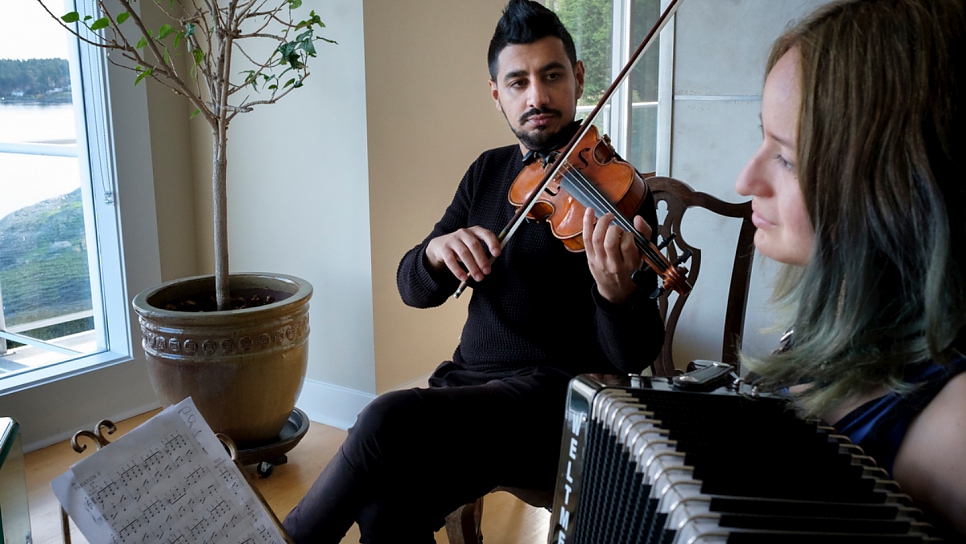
top-left (0, 0), bottom-right (132, 392)
top-left (549, 0), bottom-right (665, 173)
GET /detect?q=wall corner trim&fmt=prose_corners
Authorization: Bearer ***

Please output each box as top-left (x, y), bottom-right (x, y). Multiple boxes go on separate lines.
top-left (296, 379), bottom-right (376, 431)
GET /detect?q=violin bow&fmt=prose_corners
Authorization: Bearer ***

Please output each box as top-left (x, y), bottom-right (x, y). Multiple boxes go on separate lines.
top-left (454, 0), bottom-right (687, 298)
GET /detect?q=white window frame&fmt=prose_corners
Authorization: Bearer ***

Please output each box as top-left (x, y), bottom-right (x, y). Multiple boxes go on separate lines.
top-left (599, 0), bottom-right (675, 176)
top-left (0, 0), bottom-right (161, 397)
top-left (655, 0), bottom-right (675, 176)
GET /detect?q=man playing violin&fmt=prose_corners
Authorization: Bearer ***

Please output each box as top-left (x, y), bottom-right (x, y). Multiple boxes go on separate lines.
top-left (283, 1), bottom-right (664, 542)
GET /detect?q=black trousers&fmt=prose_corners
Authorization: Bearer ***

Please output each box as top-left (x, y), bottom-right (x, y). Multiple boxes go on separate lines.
top-left (281, 364), bottom-right (572, 543)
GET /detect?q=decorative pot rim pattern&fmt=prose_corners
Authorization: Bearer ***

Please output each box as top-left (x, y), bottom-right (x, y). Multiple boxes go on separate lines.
top-left (140, 314), bottom-right (310, 361)
top-left (132, 272), bottom-right (312, 323)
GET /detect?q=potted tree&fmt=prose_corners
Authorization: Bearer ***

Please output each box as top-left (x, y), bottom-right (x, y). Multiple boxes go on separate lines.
top-left (40, 0), bottom-right (333, 446)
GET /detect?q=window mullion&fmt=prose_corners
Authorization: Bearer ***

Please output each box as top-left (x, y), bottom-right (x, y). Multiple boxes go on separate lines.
top-left (655, 0), bottom-right (675, 176)
top-left (609, 0), bottom-right (630, 157)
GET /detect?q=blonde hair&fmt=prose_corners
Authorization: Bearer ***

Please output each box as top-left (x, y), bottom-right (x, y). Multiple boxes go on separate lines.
top-left (741, 0), bottom-right (966, 416)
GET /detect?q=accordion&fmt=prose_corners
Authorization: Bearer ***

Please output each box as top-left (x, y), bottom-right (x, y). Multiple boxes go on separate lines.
top-left (548, 365), bottom-right (944, 543)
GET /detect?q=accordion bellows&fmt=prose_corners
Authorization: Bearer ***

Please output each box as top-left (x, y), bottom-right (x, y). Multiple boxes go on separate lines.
top-left (549, 372), bottom-right (943, 543)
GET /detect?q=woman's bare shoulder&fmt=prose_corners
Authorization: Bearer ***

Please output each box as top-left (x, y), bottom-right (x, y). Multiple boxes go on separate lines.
top-left (893, 371), bottom-right (966, 537)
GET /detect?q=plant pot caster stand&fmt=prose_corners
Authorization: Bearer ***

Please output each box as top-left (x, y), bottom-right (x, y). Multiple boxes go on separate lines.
top-left (235, 407), bottom-right (310, 478)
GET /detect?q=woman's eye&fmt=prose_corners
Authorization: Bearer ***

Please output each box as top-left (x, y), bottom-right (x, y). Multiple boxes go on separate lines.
top-left (774, 154), bottom-right (795, 171)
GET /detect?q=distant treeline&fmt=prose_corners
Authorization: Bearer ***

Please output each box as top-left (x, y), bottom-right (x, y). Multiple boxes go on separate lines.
top-left (0, 58), bottom-right (71, 102)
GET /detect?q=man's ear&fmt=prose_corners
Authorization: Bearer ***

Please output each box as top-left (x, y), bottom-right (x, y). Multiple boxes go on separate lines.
top-left (574, 60), bottom-right (586, 100)
top-left (490, 79), bottom-right (503, 112)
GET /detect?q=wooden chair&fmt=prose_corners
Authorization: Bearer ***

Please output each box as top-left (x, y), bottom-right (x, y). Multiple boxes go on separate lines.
top-left (647, 176), bottom-right (755, 376)
top-left (443, 176), bottom-right (755, 544)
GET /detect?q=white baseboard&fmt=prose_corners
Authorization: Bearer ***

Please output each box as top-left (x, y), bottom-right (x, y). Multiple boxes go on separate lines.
top-left (295, 378), bottom-right (377, 431)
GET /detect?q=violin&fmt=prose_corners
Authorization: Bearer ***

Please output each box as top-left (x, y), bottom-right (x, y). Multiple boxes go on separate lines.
top-left (508, 124), bottom-right (647, 253)
top-left (508, 125), bottom-right (691, 296)
top-left (453, 0), bottom-right (690, 298)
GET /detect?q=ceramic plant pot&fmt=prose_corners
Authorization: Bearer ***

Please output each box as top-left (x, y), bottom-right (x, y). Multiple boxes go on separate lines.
top-left (132, 273), bottom-right (312, 446)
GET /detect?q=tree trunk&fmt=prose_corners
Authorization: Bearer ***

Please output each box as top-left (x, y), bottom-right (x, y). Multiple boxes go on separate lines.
top-left (213, 22), bottom-right (234, 311)
top-left (213, 126), bottom-right (230, 310)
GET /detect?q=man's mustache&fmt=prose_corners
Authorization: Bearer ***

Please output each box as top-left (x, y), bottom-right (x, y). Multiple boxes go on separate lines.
top-left (519, 107), bottom-right (562, 124)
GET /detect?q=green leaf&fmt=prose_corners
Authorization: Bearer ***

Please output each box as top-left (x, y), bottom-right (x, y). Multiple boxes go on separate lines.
top-left (173, 31), bottom-right (183, 49)
top-left (134, 66), bottom-right (152, 85)
top-left (288, 0), bottom-right (303, 8)
top-left (268, 84), bottom-right (277, 90)
top-left (136, 36), bottom-right (148, 49)
top-left (90, 17), bottom-right (110, 31)
top-left (83, 15), bottom-right (92, 21)
top-left (283, 78), bottom-right (295, 88)
top-left (163, 49), bottom-right (170, 64)
top-left (278, 42), bottom-right (296, 59)
top-left (192, 48), bottom-right (204, 65)
top-left (301, 37), bottom-right (316, 56)
top-left (241, 70), bottom-right (257, 90)
top-left (190, 108), bottom-right (200, 119)
top-left (61, 12), bottom-right (80, 23)
top-left (296, 11), bottom-right (322, 29)
top-left (158, 24), bottom-right (174, 40)
top-left (116, 12), bottom-right (130, 24)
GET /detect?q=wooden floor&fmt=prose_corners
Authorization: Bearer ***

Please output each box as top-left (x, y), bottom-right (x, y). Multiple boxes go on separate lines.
top-left (24, 409), bottom-right (551, 544)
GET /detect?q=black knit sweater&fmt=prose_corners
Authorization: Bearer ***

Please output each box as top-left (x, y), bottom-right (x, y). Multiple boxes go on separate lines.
top-left (397, 143), bottom-right (665, 377)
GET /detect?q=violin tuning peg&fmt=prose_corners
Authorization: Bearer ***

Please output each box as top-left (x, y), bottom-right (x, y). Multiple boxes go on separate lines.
top-left (657, 233), bottom-right (676, 251)
top-left (649, 286), bottom-right (664, 300)
top-left (675, 249), bottom-right (692, 266)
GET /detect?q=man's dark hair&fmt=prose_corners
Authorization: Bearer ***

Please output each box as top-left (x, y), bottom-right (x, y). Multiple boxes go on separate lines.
top-left (487, 0), bottom-right (578, 80)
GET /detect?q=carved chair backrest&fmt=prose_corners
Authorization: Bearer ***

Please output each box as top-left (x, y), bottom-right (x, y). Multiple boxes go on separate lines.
top-left (646, 176), bottom-right (755, 377)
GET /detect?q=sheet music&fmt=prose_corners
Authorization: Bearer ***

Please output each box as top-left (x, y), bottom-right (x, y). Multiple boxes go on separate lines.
top-left (52, 398), bottom-right (288, 544)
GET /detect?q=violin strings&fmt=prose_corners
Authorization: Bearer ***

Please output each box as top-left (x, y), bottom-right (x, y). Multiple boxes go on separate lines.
top-left (559, 165), bottom-right (649, 250)
top-left (558, 164), bottom-right (668, 270)
top-left (557, 164), bottom-right (636, 231)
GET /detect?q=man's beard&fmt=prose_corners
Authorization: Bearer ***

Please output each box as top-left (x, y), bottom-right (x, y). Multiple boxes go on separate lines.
top-left (508, 107), bottom-right (567, 152)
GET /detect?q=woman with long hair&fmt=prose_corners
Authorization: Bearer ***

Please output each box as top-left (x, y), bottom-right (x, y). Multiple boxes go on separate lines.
top-left (735, 0), bottom-right (966, 537)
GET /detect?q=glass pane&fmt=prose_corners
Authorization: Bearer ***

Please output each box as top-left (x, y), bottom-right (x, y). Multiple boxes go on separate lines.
top-left (548, 0), bottom-right (661, 171)
top-left (551, 0), bottom-right (614, 136)
top-left (630, 103), bottom-right (658, 174)
top-left (552, 0), bottom-right (614, 107)
top-left (628, 0), bottom-right (661, 173)
top-left (0, 1), bottom-right (101, 378)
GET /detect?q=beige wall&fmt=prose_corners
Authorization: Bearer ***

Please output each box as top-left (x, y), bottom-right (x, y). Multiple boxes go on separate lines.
top-left (144, 71), bottom-right (201, 282)
top-left (364, 0), bottom-right (514, 393)
top-left (141, 0), bottom-right (201, 283)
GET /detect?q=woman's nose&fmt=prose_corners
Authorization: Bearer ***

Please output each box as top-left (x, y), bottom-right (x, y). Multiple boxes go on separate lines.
top-left (735, 148), bottom-right (766, 197)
